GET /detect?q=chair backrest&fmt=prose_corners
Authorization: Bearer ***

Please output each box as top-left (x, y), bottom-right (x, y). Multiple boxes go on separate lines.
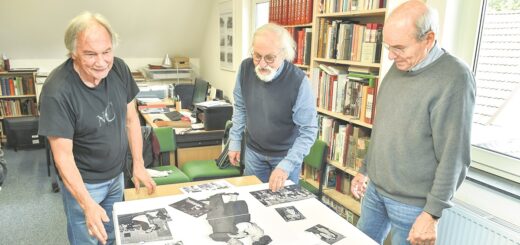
top-left (153, 127), bottom-right (176, 152)
top-left (216, 120), bottom-right (234, 169)
top-left (303, 139), bottom-right (328, 170)
top-left (303, 139), bottom-right (328, 200)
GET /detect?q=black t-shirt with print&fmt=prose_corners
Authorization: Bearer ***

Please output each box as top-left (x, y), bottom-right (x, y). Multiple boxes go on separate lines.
top-left (39, 57), bottom-right (139, 183)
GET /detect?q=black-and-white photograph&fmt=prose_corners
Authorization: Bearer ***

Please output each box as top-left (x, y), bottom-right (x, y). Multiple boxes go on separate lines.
top-left (219, 0), bottom-right (234, 70)
top-left (204, 192), bottom-right (272, 244)
top-left (169, 197), bottom-right (210, 217)
top-left (117, 208), bottom-right (177, 245)
top-left (305, 224), bottom-right (345, 244)
top-left (180, 180), bottom-right (233, 194)
top-left (275, 206), bottom-right (306, 222)
top-left (249, 185), bottom-right (315, 206)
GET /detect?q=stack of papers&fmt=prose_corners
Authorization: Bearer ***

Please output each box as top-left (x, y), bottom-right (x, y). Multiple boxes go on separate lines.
top-left (195, 100), bottom-right (231, 107)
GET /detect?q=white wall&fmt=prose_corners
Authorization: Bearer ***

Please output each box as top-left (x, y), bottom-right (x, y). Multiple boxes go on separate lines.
top-left (199, 0), bottom-right (251, 102)
top-left (0, 0), bottom-right (212, 72)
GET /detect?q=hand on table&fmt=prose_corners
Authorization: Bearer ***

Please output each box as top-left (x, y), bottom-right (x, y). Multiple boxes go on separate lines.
top-left (269, 168), bottom-right (288, 192)
top-left (132, 165), bottom-right (156, 195)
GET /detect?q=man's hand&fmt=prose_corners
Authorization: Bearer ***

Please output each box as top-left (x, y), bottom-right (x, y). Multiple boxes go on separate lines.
top-left (132, 165), bottom-right (156, 195)
top-left (84, 201), bottom-right (109, 244)
top-left (407, 211), bottom-right (438, 245)
top-left (269, 168), bottom-right (288, 192)
top-left (350, 173), bottom-right (368, 199)
top-left (228, 151), bottom-right (241, 166)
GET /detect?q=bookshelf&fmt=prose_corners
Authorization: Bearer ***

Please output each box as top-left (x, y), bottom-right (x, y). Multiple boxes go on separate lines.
top-left (0, 70), bottom-right (39, 143)
top-left (268, 0), bottom-right (314, 70)
top-left (299, 0), bottom-right (387, 225)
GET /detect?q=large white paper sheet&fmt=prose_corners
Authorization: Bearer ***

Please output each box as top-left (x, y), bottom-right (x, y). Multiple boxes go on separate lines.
top-left (114, 182), bottom-right (377, 245)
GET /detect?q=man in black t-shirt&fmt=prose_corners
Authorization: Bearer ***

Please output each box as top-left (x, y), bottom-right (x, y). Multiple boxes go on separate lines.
top-left (38, 12), bottom-right (156, 245)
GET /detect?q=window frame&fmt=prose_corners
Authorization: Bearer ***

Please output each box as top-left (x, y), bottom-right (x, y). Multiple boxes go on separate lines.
top-left (470, 0), bottom-right (520, 185)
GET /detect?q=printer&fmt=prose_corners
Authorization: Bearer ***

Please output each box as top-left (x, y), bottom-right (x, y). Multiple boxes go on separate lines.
top-left (195, 102), bottom-right (233, 130)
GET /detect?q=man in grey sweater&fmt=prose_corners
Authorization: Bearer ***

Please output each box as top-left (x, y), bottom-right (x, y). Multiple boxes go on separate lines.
top-left (350, 1), bottom-right (476, 245)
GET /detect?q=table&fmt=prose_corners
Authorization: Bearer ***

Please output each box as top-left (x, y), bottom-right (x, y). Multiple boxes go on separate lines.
top-left (124, 175), bottom-right (262, 201)
top-left (116, 176), bottom-right (377, 245)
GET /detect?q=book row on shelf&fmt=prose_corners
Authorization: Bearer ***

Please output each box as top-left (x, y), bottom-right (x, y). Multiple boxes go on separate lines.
top-left (0, 76), bottom-right (36, 96)
top-left (319, 0), bottom-right (386, 13)
top-left (301, 164), bottom-right (360, 224)
top-left (0, 99), bottom-right (37, 117)
top-left (316, 19), bottom-right (383, 63)
top-left (269, 0), bottom-right (314, 26)
top-left (322, 194), bottom-right (360, 225)
top-left (287, 27), bottom-right (312, 66)
top-left (318, 115), bottom-right (370, 171)
top-left (312, 64), bottom-right (378, 124)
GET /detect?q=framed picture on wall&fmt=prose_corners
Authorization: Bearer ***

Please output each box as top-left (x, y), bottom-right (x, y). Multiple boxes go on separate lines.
top-left (219, 0), bottom-right (234, 71)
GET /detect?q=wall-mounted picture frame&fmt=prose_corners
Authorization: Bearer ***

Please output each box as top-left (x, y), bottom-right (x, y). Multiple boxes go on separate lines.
top-left (219, 0), bottom-right (234, 71)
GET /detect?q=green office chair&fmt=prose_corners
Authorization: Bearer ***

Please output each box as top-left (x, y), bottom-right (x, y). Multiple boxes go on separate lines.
top-left (181, 121), bottom-right (242, 181)
top-left (148, 127), bottom-right (190, 185)
top-left (299, 139), bottom-right (328, 201)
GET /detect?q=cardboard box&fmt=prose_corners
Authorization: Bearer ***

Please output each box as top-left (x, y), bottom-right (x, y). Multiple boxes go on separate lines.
top-left (173, 57), bottom-right (190, 69)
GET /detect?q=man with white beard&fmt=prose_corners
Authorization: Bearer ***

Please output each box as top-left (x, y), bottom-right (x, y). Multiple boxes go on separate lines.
top-left (228, 23), bottom-right (318, 192)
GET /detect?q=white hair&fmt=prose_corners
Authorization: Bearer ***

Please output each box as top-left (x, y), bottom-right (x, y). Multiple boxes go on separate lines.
top-left (252, 23), bottom-right (296, 62)
top-left (64, 11), bottom-right (119, 57)
top-left (415, 4), bottom-right (439, 40)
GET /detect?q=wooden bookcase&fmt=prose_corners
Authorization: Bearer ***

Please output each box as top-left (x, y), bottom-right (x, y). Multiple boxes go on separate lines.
top-left (268, 0), bottom-right (314, 73)
top-left (299, 0), bottom-right (388, 226)
top-left (0, 70), bottom-right (39, 143)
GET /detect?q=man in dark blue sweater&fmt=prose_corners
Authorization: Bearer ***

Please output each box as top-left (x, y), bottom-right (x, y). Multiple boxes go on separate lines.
top-left (228, 23), bottom-right (318, 192)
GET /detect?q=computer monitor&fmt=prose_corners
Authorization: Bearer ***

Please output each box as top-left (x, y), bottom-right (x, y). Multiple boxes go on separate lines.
top-left (191, 78), bottom-right (209, 108)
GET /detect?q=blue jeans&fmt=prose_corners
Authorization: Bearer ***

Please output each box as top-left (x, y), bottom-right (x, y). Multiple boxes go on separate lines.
top-left (58, 173), bottom-right (124, 245)
top-left (244, 146), bottom-right (301, 184)
top-left (357, 182), bottom-right (423, 245)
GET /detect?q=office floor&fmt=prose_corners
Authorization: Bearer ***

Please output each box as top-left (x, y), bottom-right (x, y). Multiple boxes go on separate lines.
top-left (0, 147), bottom-right (68, 244)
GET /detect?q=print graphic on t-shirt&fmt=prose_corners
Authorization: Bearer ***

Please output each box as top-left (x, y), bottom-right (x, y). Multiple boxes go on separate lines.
top-left (97, 102), bottom-right (116, 127)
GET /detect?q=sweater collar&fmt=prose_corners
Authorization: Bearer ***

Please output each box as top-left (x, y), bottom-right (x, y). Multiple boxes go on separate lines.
top-left (409, 41), bottom-right (445, 72)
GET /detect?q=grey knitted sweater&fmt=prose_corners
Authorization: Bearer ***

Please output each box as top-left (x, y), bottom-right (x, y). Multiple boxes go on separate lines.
top-left (360, 51), bottom-right (476, 218)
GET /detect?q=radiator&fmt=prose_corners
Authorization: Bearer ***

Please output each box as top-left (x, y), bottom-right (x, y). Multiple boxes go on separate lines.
top-left (437, 200), bottom-right (520, 245)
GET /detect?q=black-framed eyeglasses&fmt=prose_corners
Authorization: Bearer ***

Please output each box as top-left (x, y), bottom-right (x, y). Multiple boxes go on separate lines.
top-left (251, 50), bottom-right (283, 64)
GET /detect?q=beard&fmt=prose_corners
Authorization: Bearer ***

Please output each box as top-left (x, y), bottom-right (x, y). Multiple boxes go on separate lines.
top-left (255, 65), bottom-right (277, 82)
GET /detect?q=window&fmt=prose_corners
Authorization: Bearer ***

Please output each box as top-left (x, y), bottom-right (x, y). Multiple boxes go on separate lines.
top-left (472, 0), bottom-right (520, 183)
top-left (252, 0), bottom-right (269, 32)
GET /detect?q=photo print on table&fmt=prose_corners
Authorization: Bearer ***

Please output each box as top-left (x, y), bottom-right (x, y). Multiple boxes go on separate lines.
top-left (180, 180), bottom-right (234, 194)
top-left (117, 208), bottom-right (178, 245)
top-left (305, 224), bottom-right (345, 245)
top-left (275, 206), bottom-right (306, 222)
top-left (249, 184), bottom-right (315, 206)
top-left (204, 192), bottom-right (273, 244)
top-left (169, 197), bottom-right (210, 217)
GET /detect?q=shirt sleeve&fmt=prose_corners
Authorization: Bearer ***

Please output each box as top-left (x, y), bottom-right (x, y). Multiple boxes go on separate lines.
top-left (229, 66), bottom-right (246, 152)
top-left (276, 76), bottom-right (319, 174)
top-left (38, 93), bottom-right (75, 139)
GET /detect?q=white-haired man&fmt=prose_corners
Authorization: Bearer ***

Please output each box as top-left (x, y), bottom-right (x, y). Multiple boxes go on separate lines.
top-left (228, 23), bottom-right (318, 192)
top-left (39, 12), bottom-right (156, 244)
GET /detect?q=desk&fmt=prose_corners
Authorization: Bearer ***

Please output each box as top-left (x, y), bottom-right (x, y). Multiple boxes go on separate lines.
top-left (115, 176), bottom-right (377, 245)
top-left (124, 175), bottom-right (261, 201)
top-left (139, 106), bottom-right (223, 167)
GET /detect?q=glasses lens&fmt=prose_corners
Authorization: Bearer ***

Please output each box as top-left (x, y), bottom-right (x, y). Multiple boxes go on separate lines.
top-left (264, 55), bottom-right (276, 63)
top-left (252, 53), bottom-right (261, 61)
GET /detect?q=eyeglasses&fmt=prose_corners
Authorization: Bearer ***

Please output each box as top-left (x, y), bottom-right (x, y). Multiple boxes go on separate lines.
top-left (251, 50), bottom-right (283, 64)
top-left (382, 43), bottom-right (408, 56)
